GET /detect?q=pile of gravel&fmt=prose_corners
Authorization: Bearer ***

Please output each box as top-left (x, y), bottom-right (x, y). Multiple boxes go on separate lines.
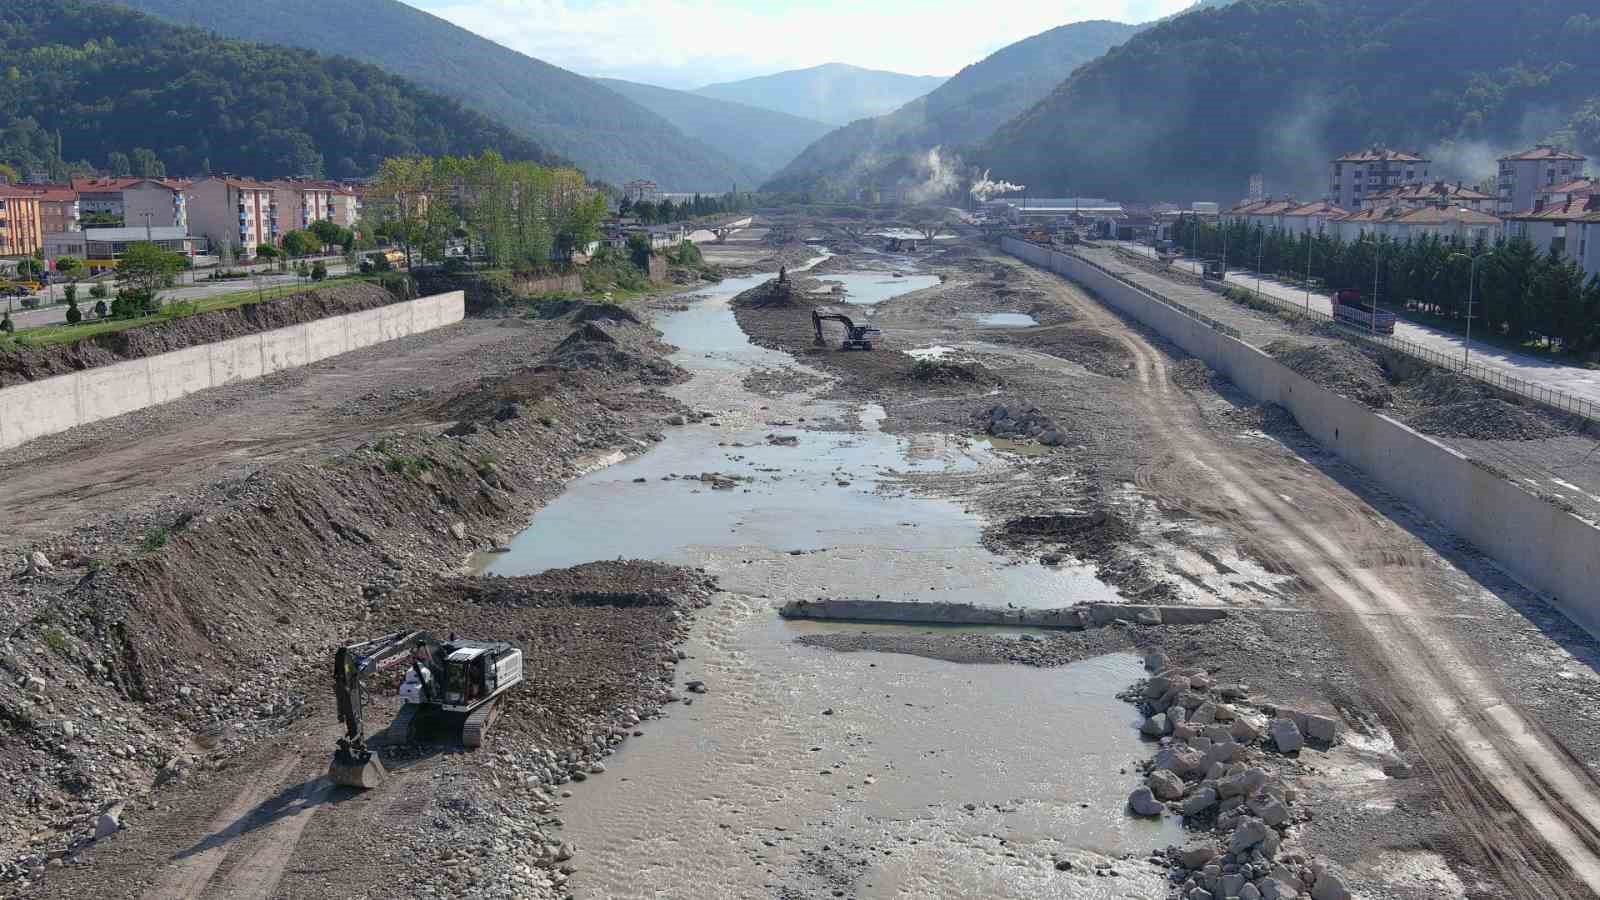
top-left (1169, 359), bottom-right (1213, 391)
top-left (1264, 340), bottom-right (1392, 409)
top-left (1394, 369), bottom-right (1487, 408)
top-left (1405, 399), bottom-right (1575, 441)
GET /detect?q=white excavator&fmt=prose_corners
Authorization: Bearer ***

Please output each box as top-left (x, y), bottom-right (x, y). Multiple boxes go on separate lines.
top-left (329, 630), bottom-right (524, 789)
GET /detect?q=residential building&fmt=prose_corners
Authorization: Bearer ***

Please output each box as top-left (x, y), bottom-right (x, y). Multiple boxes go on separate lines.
top-left (72, 177), bottom-right (139, 221)
top-left (1223, 197), bottom-right (1300, 232)
top-left (271, 179), bottom-right (335, 232)
top-left (1327, 148), bottom-right (1430, 212)
top-left (1281, 199), bottom-right (1349, 236)
top-left (44, 226), bottom-right (205, 270)
top-left (0, 184), bottom-right (45, 257)
top-left (1361, 181), bottom-right (1494, 213)
top-left (1536, 178), bottom-right (1598, 208)
top-left (1332, 204), bottom-right (1500, 245)
top-left (1497, 146), bottom-right (1586, 215)
top-left (1502, 195), bottom-right (1600, 279)
top-left (623, 179), bottom-right (661, 203)
top-left (187, 176), bottom-right (280, 258)
top-left (122, 179), bottom-right (190, 233)
top-left (328, 185), bottom-right (360, 228)
top-left (29, 186), bottom-right (80, 235)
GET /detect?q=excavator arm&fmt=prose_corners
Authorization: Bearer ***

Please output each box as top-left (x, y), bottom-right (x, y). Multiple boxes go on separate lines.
top-left (330, 630), bottom-right (437, 789)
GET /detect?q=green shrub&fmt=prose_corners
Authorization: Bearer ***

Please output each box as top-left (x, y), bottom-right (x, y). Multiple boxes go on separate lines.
top-left (65, 298), bottom-right (82, 325)
top-left (89, 282), bottom-right (109, 299)
top-left (311, 260), bottom-right (328, 281)
top-left (141, 527), bottom-right (169, 551)
top-left (63, 283), bottom-right (77, 303)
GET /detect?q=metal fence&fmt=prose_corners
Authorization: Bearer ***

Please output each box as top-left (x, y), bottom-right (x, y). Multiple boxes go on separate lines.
top-left (1052, 245), bottom-right (1246, 340)
top-left (1104, 245), bottom-right (1600, 427)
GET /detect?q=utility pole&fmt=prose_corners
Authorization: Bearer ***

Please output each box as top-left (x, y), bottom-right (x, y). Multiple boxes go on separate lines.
top-left (1257, 228), bottom-right (1266, 297)
top-left (1304, 229), bottom-right (1314, 314)
top-left (1371, 239), bottom-right (1381, 334)
top-left (141, 210), bottom-right (154, 243)
top-left (1452, 250), bottom-right (1487, 368)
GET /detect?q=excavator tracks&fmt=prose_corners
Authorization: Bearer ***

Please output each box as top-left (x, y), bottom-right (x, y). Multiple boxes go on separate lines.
top-left (461, 697), bottom-right (503, 748)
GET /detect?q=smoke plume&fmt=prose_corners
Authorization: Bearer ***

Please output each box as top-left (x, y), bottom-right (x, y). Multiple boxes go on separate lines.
top-left (906, 147), bottom-right (960, 205)
top-left (970, 169), bottom-right (1025, 202)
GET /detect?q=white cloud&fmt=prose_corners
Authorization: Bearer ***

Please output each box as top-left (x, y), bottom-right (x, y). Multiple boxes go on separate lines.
top-left (409, 0), bottom-right (1196, 87)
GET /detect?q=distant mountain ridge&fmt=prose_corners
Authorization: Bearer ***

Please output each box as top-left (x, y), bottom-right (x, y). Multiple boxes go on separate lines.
top-left (762, 19), bottom-right (1139, 195)
top-left (693, 63), bottom-right (945, 127)
top-left (0, 0), bottom-right (557, 179)
top-left (975, 0), bottom-right (1600, 201)
top-left (593, 79), bottom-right (832, 183)
top-left (110, 0), bottom-right (759, 189)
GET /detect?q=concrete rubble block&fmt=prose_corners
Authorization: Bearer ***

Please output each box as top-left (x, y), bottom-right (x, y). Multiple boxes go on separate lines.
top-left (1250, 796), bottom-right (1291, 828)
top-left (1188, 889), bottom-right (1214, 900)
top-left (1229, 817), bottom-right (1271, 855)
top-left (94, 802), bottom-right (124, 839)
top-left (1221, 873), bottom-right (1247, 896)
top-left (1206, 761), bottom-right (1228, 781)
top-left (1141, 713), bottom-right (1169, 737)
top-left (27, 551), bottom-right (53, 574)
top-left (1260, 879), bottom-right (1299, 900)
top-left (1206, 740), bottom-right (1242, 768)
top-left (1174, 723), bottom-right (1202, 741)
top-left (1144, 675), bottom-right (1175, 700)
top-left (1268, 718), bottom-right (1303, 753)
top-left (1304, 714), bottom-right (1340, 743)
top-left (1240, 883), bottom-right (1262, 900)
top-left (1128, 786), bottom-right (1166, 817)
top-left (1190, 672), bottom-right (1214, 691)
top-left (1181, 785), bottom-right (1220, 816)
top-left (1191, 736), bottom-right (1213, 754)
top-left (1219, 766), bottom-right (1268, 799)
top-left (1177, 690), bottom-right (1209, 710)
top-left (1169, 705), bottom-right (1189, 726)
top-left (1149, 769), bottom-right (1187, 801)
top-left (1179, 846), bottom-right (1217, 869)
top-left (1211, 703), bottom-right (1237, 722)
top-left (1309, 872), bottom-right (1350, 900)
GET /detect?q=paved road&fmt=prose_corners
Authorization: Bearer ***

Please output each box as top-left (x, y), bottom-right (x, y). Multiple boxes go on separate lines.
top-left (6, 259), bottom-right (351, 331)
top-left (1114, 241), bottom-right (1600, 407)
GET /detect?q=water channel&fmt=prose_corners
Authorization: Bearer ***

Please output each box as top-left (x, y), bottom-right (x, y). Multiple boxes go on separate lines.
top-left (483, 263), bottom-right (1181, 897)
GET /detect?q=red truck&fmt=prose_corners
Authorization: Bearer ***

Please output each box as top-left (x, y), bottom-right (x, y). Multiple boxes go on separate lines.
top-left (1332, 289), bottom-right (1396, 335)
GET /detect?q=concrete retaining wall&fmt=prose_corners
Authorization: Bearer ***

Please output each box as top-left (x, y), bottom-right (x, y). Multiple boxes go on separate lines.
top-left (1002, 237), bottom-right (1600, 628)
top-left (0, 290), bottom-right (464, 451)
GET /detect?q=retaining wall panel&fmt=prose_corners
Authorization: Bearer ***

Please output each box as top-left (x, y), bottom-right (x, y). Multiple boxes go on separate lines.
top-left (260, 325), bottom-right (310, 373)
top-left (344, 308), bottom-right (383, 348)
top-left (377, 304), bottom-right (412, 341)
top-left (305, 315), bottom-right (348, 363)
top-left (77, 359), bottom-right (152, 424)
top-left (1, 378), bottom-right (72, 449)
top-left (209, 336), bottom-right (264, 385)
top-left (147, 345), bottom-right (215, 405)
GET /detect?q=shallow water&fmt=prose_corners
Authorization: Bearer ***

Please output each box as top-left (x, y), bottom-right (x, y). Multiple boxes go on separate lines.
top-left (813, 272), bottom-right (941, 306)
top-left (978, 312), bottom-right (1040, 327)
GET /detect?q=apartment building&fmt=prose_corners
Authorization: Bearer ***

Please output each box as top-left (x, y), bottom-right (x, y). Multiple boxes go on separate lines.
top-left (122, 179), bottom-right (189, 232)
top-left (0, 184), bottom-right (45, 257)
top-left (1536, 178), bottom-right (1597, 208)
top-left (270, 180), bottom-right (335, 231)
top-left (29, 186), bottom-right (80, 234)
top-left (1333, 204), bottom-right (1501, 245)
top-left (623, 179), bottom-right (661, 203)
top-left (1497, 146), bottom-right (1586, 215)
top-left (188, 176), bottom-right (280, 258)
top-left (1361, 181), bottom-right (1494, 213)
top-left (1327, 148), bottom-right (1430, 211)
top-left (328, 185), bottom-right (360, 228)
top-left (1502, 195), bottom-right (1600, 279)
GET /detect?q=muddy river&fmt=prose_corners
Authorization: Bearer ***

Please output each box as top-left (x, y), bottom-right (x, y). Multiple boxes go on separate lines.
top-left (483, 264), bottom-right (1181, 897)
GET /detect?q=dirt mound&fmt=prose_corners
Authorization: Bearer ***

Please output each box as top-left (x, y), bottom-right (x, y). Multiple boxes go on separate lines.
top-left (1004, 326), bottom-right (1132, 378)
top-left (543, 321), bottom-right (683, 385)
top-left (982, 403), bottom-right (1065, 446)
top-left (1405, 399), bottom-right (1577, 441)
top-left (571, 303), bottom-right (643, 326)
top-left (910, 359), bottom-right (998, 386)
top-left (997, 509), bottom-right (1137, 560)
top-left (1169, 359), bottom-right (1213, 391)
top-left (1264, 340), bottom-right (1392, 409)
top-left (732, 277), bottom-right (801, 308)
top-left (1393, 368), bottom-right (1487, 408)
top-left (0, 282), bottom-right (402, 387)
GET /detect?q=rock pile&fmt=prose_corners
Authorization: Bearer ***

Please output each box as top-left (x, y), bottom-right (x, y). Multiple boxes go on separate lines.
top-left (1405, 398), bottom-right (1576, 442)
top-left (1122, 649), bottom-right (1351, 900)
top-left (982, 403), bottom-right (1066, 446)
top-left (1264, 340), bottom-right (1393, 410)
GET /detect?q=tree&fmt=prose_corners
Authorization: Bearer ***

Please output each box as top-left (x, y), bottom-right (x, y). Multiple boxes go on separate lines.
top-left (309, 219), bottom-right (346, 249)
top-left (370, 156), bottom-right (434, 269)
top-left (311, 260), bottom-right (328, 281)
top-left (281, 230), bottom-right (317, 258)
top-left (65, 295), bottom-right (82, 324)
top-left (15, 258), bottom-right (43, 280)
top-left (131, 147), bottom-right (164, 177)
top-left (89, 281), bottom-right (108, 299)
top-left (107, 151), bottom-right (131, 176)
top-left (117, 241), bottom-right (184, 315)
top-left (255, 243), bottom-right (280, 260)
top-left (93, 299), bottom-right (107, 319)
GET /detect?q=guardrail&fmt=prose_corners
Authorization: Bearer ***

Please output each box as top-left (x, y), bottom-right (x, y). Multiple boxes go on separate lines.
top-left (1035, 242), bottom-right (1245, 340)
top-left (1106, 245), bottom-right (1600, 427)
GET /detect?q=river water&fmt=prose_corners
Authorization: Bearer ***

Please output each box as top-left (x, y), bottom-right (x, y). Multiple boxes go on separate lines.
top-left (483, 265), bottom-right (1181, 897)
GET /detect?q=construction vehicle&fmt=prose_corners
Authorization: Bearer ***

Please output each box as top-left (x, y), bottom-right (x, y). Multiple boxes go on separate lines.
top-left (1331, 288), bottom-right (1396, 335)
top-left (812, 309), bottom-right (881, 351)
top-left (329, 630), bottom-right (524, 789)
top-left (1200, 259), bottom-right (1225, 280)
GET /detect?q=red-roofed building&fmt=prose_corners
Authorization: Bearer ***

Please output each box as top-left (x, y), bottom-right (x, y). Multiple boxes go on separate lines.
top-left (1503, 194), bottom-right (1600, 279)
top-left (28, 186), bottom-right (80, 234)
top-left (1361, 181), bottom-right (1494, 213)
top-left (1497, 145), bottom-right (1586, 215)
top-left (0, 183), bottom-right (44, 257)
top-left (1327, 148), bottom-right (1430, 211)
top-left (188, 176), bottom-right (281, 257)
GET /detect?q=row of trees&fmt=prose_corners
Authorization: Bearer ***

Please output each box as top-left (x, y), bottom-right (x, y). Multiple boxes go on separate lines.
top-left (367, 152), bottom-right (607, 272)
top-left (1173, 216), bottom-right (1600, 356)
top-left (618, 192), bottom-right (751, 225)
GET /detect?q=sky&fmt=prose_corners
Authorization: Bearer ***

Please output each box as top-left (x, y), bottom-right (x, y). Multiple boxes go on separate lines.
top-left (403, 0), bottom-right (1197, 88)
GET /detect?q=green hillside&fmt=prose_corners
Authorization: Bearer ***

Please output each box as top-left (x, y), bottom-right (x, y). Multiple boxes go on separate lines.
top-left (762, 19), bottom-right (1138, 195)
top-left (693, 64), bottom-right (945, 126)
top-left (0, 0), bottom-right (555, 179)
top-left (593, 79), bottom-right (831, 183)
top-left (109, 0), bottom-right (758, 189)
top-left (977, 0), bottom-right (1600, 201)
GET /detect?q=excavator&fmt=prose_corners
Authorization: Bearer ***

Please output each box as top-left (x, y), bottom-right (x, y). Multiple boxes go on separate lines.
top-left (329, 630), bottom-right (524, 789)
top-left (812, 309), bottom-right (882, 351)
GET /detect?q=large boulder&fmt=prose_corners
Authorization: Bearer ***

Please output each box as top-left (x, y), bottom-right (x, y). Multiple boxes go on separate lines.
top-left (1304, 714), bottom-right (1340, 743)
top-left (1269, 718), bottom-right (1303, 753)
top-left (1140, 713), bottom-right (1169, 736)
top-left (1181, 785), bottom-right (1219, 816)
top-left (1228, 817), bottom-right (1271, 854)
top-left (1149, 769), bottom-right (1186, 801)
top-left (1128, 786), bottom-right (1166, 817)
top-left (1310, 872), bottom-right (1351, 900)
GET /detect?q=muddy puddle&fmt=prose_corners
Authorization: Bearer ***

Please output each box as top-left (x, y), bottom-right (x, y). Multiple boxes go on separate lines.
top-left (977, 312), bottom-right (1039, 327)
top-left (484, 263), bottom-right (1173, 897)
top-left (813, 272), bottom-right (941, 305)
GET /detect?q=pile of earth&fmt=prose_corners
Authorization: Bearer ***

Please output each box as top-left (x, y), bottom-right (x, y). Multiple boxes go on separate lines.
top-left (1405, 398), bottom-right (1579, 441)
top-left (910, 359), bottom-right (999, 386)
top-left (1263, 340), bottom-right (1392, 409)
top-left (981, 403), bottom-right (1065, 446)
top-left (999, 326), bottom-right (1133, 378)
top-left (731, 276), bottom-right (804, 308)
top-left (0, 281), bottom-right (406, 387)
top-left (543, 321), bottom-right (682, 386)
top-left (1169, 359), bottom-right (1213, 391)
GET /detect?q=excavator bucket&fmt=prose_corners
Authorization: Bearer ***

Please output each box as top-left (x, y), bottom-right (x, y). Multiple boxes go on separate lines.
top-left (329, 749), bottom-right (387, 789)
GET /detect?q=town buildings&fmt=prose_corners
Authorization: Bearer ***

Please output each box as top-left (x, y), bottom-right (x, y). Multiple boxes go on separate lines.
top-left (1497, 146), bottom-right (1586, 215)
top-left (44, 226), bottom-right (203, 270)
top-left (270, 179), bottom-right (334, 232)
top-left (0, 184), bottom-right (44, 257)
top-left (187, 176), bottom-right (281, 258)
top-left (1502, 195), bottom-right (1600, 277)
top-left (1327, 148), bottom-right (1430, 211)
top-left (623, 179), bottom-right (661, 203)
top-left (30, 187), bottom-right (81, 235)
top-left (1361, 181), bottom-right (1494, 213)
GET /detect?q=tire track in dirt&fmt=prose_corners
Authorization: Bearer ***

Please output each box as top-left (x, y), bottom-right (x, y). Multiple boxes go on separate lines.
top-left (1025, 256), bottom-right (1600, 897)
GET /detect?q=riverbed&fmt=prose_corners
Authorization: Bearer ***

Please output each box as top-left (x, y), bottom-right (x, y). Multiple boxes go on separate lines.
top-left (483, 261), bottom-right (1179, 897)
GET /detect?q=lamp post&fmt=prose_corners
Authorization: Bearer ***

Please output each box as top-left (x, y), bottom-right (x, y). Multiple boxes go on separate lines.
top-left (1304, 229), bottom-right (1315, 314)
top-left (1257, 228), bottom-right (1266, 297)
top-left (1371, 238), bottom-right (1381, 334)
top-left (1451, 250), bottom-right (1488, 368)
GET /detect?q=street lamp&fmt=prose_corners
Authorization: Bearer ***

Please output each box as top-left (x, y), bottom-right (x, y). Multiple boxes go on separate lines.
top-left (1256, 228), bottom-right (1266, 297)
top-left (1304, 229), bottom-right (1315, 314)
top-left (1450, 250), bottom-right (1488, 368)
top-left (1371, 238), bottom-right (1382, 334)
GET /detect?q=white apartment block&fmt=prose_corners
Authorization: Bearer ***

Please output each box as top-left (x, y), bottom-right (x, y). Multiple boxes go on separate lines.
top-left (1497, 146), bottom-right (1586, 215)
top-left (188, 176), bottom-right (281, 258)
top-left (1503, 195), bottom-right (1600, 279)
top-left (121, 179), bottom-right (189, 232)
top-left (271, 180), bottom-right (335, 232)
top-left (1327, 148), bottom-right (1429, 212)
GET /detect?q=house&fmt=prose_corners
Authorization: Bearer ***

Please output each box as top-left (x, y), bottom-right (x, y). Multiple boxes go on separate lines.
top-left (1497, 146), bottom-right (1586, 215)
top-left (1223, 197), bottom-right (1301, 232)
top-left (270, 179), bottom-right (335, 232)
top-left (1327, 148), bottom-right (1430, 212)
top-left (1536, 178), bottom-right (1598, 208)
top-left (43, 226), bottom-right (205, 270)
top-left (1331, 204), bottom-right (1500, 245)
top-left (623, 179), bottom-right (661, 203)
top-left (0, 184), bottom-right (45, 257)
top-left (29, 186), bottom-right (81, 235)
top-left (1280, 200), bottom-right (1349, 236)
top-left (1502, 195), bottom-right (1600, 279)
top-left (188, 176), bottom-right (281, 258)
top-left (1361, 181), bottom-right (1494, 213)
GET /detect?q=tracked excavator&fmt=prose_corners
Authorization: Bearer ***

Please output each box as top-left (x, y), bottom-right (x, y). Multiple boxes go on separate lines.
top-left (812, 309), bottom-right (882, 351)
top-left (329, 630), bottom-right (524, 788)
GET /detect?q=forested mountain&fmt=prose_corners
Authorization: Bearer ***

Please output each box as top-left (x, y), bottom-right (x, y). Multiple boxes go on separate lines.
top-left (0, 0), bottom-right (556, 180)
top-left (693, 64), bottom-right (945, 126)
top-left (593, 79), bottom-right (832, 183)
top-left (977, 0), bottom-right (1600, 202)
top-left (762, 19), bottom-right (1138, 195)
top-left (110, 0), bottom-right (759, 189)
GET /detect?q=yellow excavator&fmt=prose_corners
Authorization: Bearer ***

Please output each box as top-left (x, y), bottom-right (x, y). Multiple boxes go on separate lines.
top-left (812, 309), bottom-right (882, 351)
top-left (329, 630), bottom-right (524, 788)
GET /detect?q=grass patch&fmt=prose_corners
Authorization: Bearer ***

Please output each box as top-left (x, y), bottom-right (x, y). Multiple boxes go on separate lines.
top-left (383, 452), bottom-right (434, 478)
top-left (141, 526), bottom-right (169, 552)
top-left (40, 625), bottom-right (70, 655)
top-left (2, 275), bottom-right (373, 349)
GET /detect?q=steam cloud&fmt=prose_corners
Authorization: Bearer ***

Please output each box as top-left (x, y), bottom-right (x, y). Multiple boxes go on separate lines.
top-left (970, 169), bottom-right (1025, 202)
top-left (906, 147), bottom-right (961, 205)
